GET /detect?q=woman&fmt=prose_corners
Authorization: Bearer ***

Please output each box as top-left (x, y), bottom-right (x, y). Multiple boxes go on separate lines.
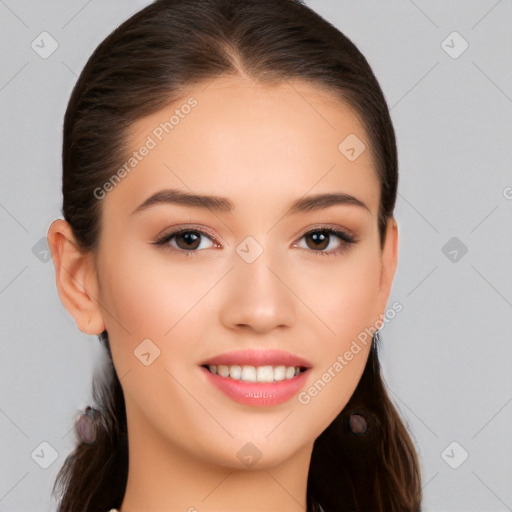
top-left (47, 0), bottom-right (422, 510)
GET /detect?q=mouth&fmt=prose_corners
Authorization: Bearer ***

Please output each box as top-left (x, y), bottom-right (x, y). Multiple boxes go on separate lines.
top-left (202, 364), bottom-right (307, 382)
top-left (199, 349), bottom-right (311, 406)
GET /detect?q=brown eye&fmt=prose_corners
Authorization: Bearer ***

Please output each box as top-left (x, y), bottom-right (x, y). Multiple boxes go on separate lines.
top-left (304, 231), bottom-right (330, 250)
top-left (296, 228), bottom-right (356, 256)
top-left (174, 231), bottom-right (202, 250)
top-left (153, 228), bottom-right (215, 255)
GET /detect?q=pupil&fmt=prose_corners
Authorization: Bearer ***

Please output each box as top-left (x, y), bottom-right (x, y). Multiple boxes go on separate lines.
top-left (180, 232), bottom-right (199, 249)
top-left (309, 231), bottom-right (328, 250)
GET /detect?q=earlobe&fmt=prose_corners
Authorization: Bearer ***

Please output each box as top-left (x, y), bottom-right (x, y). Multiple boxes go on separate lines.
top-left (47, 219), bottom-right (105, 335)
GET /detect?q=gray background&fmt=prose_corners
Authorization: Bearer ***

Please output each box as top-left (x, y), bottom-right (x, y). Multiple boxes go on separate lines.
top-left (0, 1), bottom-right (511, 511)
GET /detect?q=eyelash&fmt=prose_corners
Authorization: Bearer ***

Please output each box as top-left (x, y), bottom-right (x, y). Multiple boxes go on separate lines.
top-left (152, 225), bottom-right (357, 257)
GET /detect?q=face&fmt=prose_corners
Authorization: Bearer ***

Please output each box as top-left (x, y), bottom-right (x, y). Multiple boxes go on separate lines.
top-left (86, 76), bottom-right (397, 469)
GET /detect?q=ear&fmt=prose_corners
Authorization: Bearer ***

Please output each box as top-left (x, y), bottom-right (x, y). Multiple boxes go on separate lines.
top-left (373, 217), bottom-right (399, 321)
top-left (47, 219), bottom-right (105, 335)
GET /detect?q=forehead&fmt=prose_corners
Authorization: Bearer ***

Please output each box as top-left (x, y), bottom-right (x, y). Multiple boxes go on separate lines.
top-left (110, 76), bottom-right (379, 217)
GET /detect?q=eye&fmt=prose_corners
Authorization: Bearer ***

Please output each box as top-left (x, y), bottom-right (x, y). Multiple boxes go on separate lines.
top-left (152, 227), bottom-right (217, 256)
top-left (294, 227), bottom-right (357, 256)
top-left (152, 225), bottom-right (357, 257)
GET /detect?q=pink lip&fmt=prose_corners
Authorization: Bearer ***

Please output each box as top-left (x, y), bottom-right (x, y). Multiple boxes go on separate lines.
top-left (199, 349), bottom-right (312, 407)
top-left (200, 349), bottom-right (312, 368)
top-left (200, 366), bottom-right (310, 407)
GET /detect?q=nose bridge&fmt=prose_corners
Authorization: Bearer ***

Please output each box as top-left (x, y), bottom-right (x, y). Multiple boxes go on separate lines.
top-left (218, 237), bottom-right (296, 332)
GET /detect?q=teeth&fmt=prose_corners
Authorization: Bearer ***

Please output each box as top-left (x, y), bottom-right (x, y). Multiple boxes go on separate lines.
top-left (241, 365), bottom-right (257, 382)
top-left (274, 365), bottom-right (286, 381)
top-left (217, 365), bottom-right (229, 377)
top-left (256, 365), bottom-right (273, 383)
top-left (206, 364), bottom-right (303, 382)
top-left (229, 364), bottom-right (241, 379)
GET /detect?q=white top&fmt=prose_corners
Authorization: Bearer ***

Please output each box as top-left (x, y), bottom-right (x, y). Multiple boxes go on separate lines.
top-left (109, 507), bottom-right (323, 511)
top-left (108, 506), bottom-right (324, 511)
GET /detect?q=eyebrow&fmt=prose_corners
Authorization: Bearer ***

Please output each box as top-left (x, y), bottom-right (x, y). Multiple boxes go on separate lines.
top-left (130, 188), bottom-right (370, 216)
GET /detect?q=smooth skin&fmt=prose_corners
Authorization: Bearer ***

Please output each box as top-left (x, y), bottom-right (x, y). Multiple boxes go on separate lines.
top-left (48, 76), bottom-right (398, 512)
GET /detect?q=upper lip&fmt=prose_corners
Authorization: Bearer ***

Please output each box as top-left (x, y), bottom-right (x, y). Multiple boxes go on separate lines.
top-left (200, 349), bottom-right (312, 368)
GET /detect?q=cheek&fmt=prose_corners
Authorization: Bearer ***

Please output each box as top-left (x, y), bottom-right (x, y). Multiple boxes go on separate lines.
top-left (96, 251), bottom-right (216, 427)
top-left (291, 250), bottom-right (380, 421)
top-left (296, 249), bottom-right (382, 346)
top-left (97, 246), bottom-right (225, 388)
top-left (295, 343), bottom-right (370, 441)
top-left (99, 248), bottom-right (212, 339)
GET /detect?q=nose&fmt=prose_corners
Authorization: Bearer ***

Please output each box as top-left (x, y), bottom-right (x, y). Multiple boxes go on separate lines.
top-left (218, 248), bottom-right (296, 335)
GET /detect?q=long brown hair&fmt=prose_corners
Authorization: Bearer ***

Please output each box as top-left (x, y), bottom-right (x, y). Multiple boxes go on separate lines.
top-left (52, 0), bottom-right (422, 510)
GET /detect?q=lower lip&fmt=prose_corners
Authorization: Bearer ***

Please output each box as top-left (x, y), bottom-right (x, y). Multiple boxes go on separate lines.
top-left (200, 366), bottom-right (310, 406)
